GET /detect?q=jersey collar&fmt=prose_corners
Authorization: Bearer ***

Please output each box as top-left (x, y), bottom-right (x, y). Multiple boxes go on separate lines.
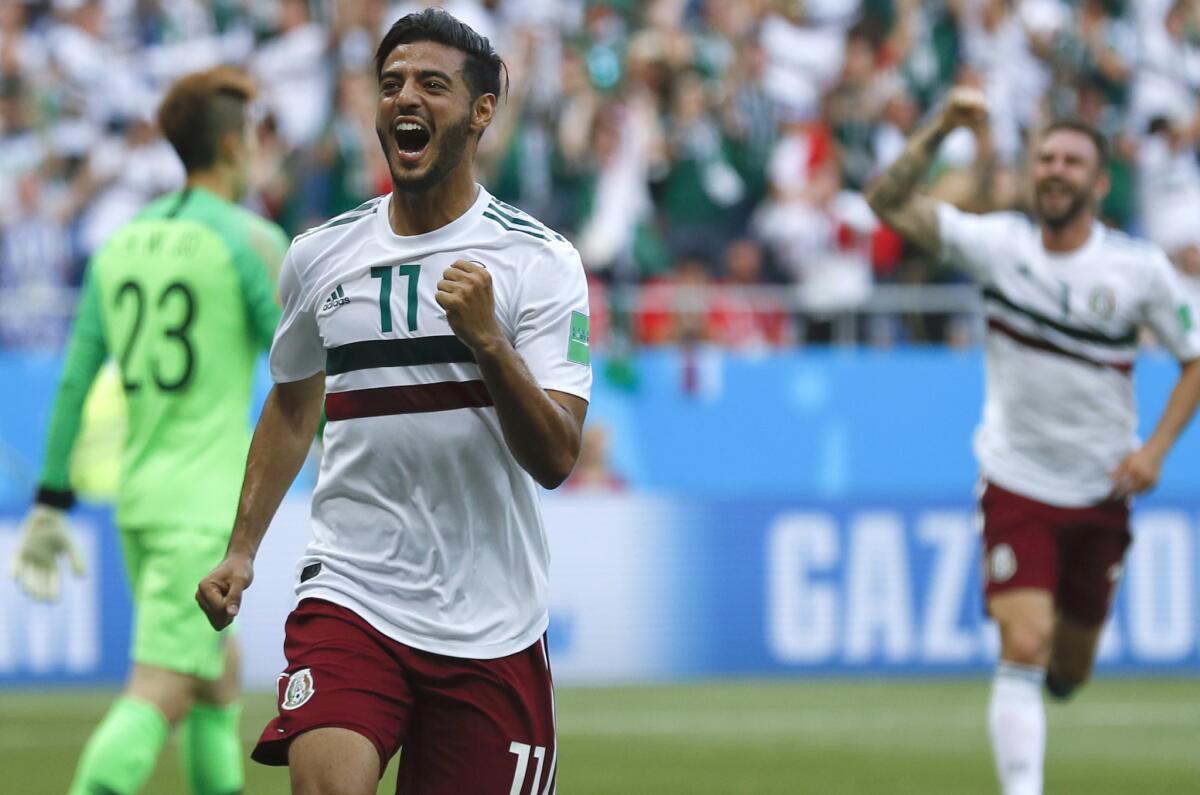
top-left (374, 184), bottom-right (490, 248)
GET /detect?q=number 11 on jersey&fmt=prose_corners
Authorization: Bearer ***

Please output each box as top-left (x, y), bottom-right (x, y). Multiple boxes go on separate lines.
top-left (370, 263), bottom-right (421, 332)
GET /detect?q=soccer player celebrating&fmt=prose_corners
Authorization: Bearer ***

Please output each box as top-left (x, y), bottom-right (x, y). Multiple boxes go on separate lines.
top-left (196, 10), bottom-right (590, 795)
top-left (9, 68), bottom-right (287, 795)
top-left (866, 89), bottom-right (1200, 795)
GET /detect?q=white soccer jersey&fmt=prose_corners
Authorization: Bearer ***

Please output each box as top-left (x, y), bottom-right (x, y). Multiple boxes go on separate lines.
top-left (938, 203), bottom-right (1200, 507)
top-left (270, 186), bottom-right (592, 659)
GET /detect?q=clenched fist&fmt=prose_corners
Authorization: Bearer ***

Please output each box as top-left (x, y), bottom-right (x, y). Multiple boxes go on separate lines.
top-left (436, 260), bottom-right (505, 353)
top-left (938, 86), bottom-right (989, 134)
top-left (196, 552), bottom-right (254, 631)
top-left (1110, 447), bottom-right (1164, 499)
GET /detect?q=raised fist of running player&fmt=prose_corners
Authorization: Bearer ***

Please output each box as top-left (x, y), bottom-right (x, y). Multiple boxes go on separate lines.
top-left (437, 259), bottom-right (505, 353)
top-left (938, 86), bottom-right (989, 134)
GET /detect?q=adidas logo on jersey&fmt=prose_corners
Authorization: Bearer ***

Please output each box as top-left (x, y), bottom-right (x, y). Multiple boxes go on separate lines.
top-left (322, 285), bottom-right (350, 311)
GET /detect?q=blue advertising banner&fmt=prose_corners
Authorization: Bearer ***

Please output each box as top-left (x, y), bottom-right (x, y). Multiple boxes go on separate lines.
top-left (543, 497), bottom-right (1200, 681)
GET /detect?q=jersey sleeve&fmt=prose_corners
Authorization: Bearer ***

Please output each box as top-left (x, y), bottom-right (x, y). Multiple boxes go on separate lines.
top-left (233, 219), bottom-right (288, 349)
top-left (39, 267), bottom-right (109, 494)
top-left (269, 245), bottom-right (325, 382)
top-left (1140, 251), bottom-right (1200, 362)
top-left (512, 244), bottom-right (593, 401)
top-left (936, 203), bottom-right (1011, 283)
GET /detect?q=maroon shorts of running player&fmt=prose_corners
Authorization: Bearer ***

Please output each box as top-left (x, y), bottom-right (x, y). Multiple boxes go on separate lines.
top-left (252, 598), bottom-right (558, 795)
top-left (979, 481), bottom-right (1132, 625)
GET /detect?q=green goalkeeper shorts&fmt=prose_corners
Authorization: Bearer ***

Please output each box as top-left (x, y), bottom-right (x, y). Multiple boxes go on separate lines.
top-left (119, 525), bottom-right (232, 681)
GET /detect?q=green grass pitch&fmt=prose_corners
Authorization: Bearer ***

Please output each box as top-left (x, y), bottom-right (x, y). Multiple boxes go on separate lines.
top-left (3, 678), bottom-right (1197, 793)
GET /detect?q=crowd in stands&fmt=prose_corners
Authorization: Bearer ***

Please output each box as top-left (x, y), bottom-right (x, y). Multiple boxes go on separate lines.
top-left (3, 0), bottom-right (1200, 351)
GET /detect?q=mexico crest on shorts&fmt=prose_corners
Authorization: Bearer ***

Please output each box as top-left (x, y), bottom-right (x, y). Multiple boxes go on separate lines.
top-left (281, 668), bottom-right (315, 710)
top-left (988, 544), bottom-right (1017, 583)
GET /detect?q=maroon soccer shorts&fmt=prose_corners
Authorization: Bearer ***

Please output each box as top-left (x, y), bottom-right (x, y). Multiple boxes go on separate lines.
top-left (253, 598), bottom-right (558, 795)
top-left (979, 481), bottom-right (1132, 625)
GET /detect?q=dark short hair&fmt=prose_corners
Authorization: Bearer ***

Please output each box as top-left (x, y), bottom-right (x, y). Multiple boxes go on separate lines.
top-left (374, 8), bottom-right (507, 100)
top-left (1041, 119), bottom-right (1109, 170)
top-left (157, 66), bottom-right (255, 173)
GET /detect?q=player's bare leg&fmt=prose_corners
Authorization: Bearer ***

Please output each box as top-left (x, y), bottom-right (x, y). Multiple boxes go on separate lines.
top-left (183, 641), bottom-right (246, 795)
top-left (127, 662), bottom-right (198, 722)
top-left (989, 589), bottom-right (1054, 667)
top-left (987, 588), bottom-right (1054, 795)
top-left (1045, 614), bottom-right (1104, 700)
top-left (289, 727), bottom-right (380, 795)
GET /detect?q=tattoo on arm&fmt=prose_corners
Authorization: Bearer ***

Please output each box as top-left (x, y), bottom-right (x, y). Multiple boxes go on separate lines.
top-left (865, 121), bottom-right (950, 253)
top-left (868, 123), bottom-right (948, 211)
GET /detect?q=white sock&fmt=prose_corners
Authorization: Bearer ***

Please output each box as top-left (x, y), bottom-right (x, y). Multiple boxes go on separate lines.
top-left (988, 661), bottom-right (1046, 795)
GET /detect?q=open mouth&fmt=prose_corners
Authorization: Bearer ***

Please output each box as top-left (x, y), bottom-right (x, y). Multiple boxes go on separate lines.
top-left (393, 119), bottom-right (431, 163)
top-left (1038, 182), bottom-right (1072, 201)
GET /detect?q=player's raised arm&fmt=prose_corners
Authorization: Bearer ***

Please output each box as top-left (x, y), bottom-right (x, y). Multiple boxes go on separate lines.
top-left (865, 86), bottom-right (989, 254)
top-left (196, 372), bottom-right (324, 629)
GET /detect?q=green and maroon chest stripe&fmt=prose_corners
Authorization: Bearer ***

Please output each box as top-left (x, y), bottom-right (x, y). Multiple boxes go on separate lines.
top-left (323, 336), bottom-right (493, 420)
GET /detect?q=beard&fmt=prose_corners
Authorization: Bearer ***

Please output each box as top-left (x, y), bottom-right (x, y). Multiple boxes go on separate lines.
top-left (382, 108), bottom-right (474, 194)
top-left (1034, 179), bottom-right (1094, 230)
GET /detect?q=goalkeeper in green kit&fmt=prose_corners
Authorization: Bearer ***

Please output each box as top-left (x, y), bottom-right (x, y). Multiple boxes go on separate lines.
top-left (8, 67), bottom-right (286, 795)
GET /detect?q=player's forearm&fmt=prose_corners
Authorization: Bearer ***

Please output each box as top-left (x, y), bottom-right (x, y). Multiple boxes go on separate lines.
top-left (866, 118), bottom-right (949, 215)
top-left (473, 340), bottom-right (582, 489)
top-left (1143, 358), bottom-right (1200, 459)
top-left (39, 287), bottom-right (108, 503)
top-left (864, 119), bottom-right (950, 253)
top-left (227, 376), bottom-right (324, 559)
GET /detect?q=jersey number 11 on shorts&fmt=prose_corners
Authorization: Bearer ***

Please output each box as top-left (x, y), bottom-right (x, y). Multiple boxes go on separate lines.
top-left (508, 741), bottom-right (549, 795)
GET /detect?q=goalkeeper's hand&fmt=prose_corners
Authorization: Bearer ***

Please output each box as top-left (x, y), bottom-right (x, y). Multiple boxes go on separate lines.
top-left (9, 505), bottom-right (85, 601)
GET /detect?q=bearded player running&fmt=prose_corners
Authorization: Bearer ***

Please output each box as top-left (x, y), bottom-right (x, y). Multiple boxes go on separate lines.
top-left (866, 88), bottom-right (1200, 795)
top-left (197, 10), bottom-right (589, 795)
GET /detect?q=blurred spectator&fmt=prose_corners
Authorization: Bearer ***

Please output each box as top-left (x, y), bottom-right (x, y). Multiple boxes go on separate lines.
top-left (47, 0), bottom-right (153, 126)
top-left (1130, 0), bottom-right (1200, 133)
top-left (754, 113), bottom-right (874, 318)
top-left (760, 0), bottom-right (846, 119)
top-left (0, 171), bottom-right (76, 348)
top-left (311, 68), bottom-right (390, 218)
top-left (0, 2), bottom-right (47, 81)
top-left (76, 115), bottom-right (184, 256)
top-left (707, 239), bottom-right (797, 349)
top-left (825, 22), bottom-right (890, 192)
top-left (563, 424), bottom-right (626, 491)
top-left (636, 256), bottom-right (711, 345)
top-left (251, 0), bottom-right (332, 148)
top-left (658, 68), bottom-right (745, 260)
top-left (1138, 112), bottom-right (1200, 303)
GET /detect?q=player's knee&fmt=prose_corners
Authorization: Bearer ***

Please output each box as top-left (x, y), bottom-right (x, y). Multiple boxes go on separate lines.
top-left (288, 728), bottom-right (379, 795)
top-left (999, 621), bottom-right (1053, 667)
top-left (127, 665), bottom-right (196, 725)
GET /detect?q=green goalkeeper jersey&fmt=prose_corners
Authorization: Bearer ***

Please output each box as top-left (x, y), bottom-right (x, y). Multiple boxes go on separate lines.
top-left (41, 187), bottom-right (287, 531)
